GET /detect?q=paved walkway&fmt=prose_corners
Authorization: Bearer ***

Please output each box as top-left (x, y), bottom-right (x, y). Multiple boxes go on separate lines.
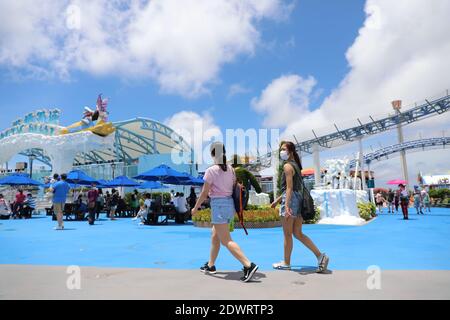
top-left (1, 208), bottom-right (450, 299)
top-left (1, 208), bottom-right (450, 271)
top-left (1, 265), bottom-right (449, 300)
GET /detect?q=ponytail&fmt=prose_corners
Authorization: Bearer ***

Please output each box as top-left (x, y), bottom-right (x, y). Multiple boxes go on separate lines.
top-left (210, 142), bottom-right (228, 172)
top-left (293, 151), bottom-right (303, 171)
top-left (281, 140), bottom-right (303, 171)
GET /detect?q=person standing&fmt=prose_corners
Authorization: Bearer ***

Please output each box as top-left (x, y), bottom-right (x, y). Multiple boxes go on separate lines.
top-left (87, 184), bottom-right (99, 225)
top-left (413, 186), bottom-right (424, 215)
top-left (109, 189), bottom-right (119, 220)
top-left (394, 188), bottom-right (400, 213)
top-left (421, 189), bottom-right (431, 213)
top-left (387, 189), bottom-right (395, 213)
top-left (271, 141), bottom-right (329, 273)
top-left (187, 187), bottom-right (197, 220)
top-left (96, 189), bottom-right (104, 220)
top-left (52, 174), bottom-right (71, 230)
top-left (399, 184), bottom-right (409, 220)
top-left (191, 142), bottom-right (259, 283)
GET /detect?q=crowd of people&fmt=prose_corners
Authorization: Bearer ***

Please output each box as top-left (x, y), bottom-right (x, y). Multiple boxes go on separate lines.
top-left (375, 185), bottom-right (431, 219)
top-left (42, 173), bottom-right (201, 228)
top-left (0, 189), bottom-right (36, 220)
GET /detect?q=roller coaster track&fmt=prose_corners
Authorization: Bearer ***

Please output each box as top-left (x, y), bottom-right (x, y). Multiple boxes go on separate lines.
top-left (247, 92), bottom-right (450, 171)
top-left (348, 137), bottom-right (449, 168)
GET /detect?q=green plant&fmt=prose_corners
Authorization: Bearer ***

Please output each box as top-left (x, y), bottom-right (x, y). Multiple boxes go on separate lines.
top-left (357, 202), bottom-right (376, 221)
top-left (192, 208), bottom-right (280, 223)
top-left (304, 207), bottom-right (321, 224)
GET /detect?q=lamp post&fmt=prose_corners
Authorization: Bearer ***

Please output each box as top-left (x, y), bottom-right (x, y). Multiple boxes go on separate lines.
top-left (29, 154), bottom-right (36, 179)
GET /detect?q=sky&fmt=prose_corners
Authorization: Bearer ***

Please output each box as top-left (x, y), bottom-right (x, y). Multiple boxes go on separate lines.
top-left (0, 0), bottom-right (449, 187)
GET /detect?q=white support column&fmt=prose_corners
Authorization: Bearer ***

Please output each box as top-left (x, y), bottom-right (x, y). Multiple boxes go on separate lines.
top-left (392, 101), bottom-right (409, 186)
top-left (367, 162), bottom-right (375, 204)
top-left (313, 144), bottom-right (321, 187)
top-left (358, 137), bottom-right (366, 191)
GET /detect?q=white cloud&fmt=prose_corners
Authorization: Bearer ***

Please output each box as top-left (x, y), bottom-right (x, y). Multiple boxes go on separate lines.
top-left (227, 83), bottom-right (251, 99)
top-left (251, 74), bottom-right (317, 128)
top-left (0, 0), bottom-right (293, 97)
top-left (279, 0), bottom-right (450, 141)
top-left (164, 110), bottom-right (222, 146)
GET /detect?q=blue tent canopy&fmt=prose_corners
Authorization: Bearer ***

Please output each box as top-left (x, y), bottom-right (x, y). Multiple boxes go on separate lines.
top-left (66, 170), bottom-right (100, 186)
top-left (138, 181), bottom-right (167, 190)
top-left (0, 173), bottom-right (43, 186)
top-left (104, 176), bottom-right (140, 188)
top-left (133, 164), bottom-right (191, 183)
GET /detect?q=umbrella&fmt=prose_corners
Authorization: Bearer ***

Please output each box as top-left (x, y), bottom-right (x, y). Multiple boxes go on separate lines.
top-left (133, 164), bottom-right (191, 183)
top-left (189, 175), bottom-right (205, 186)
top-left (66, 170), bottom-right (100, 186)
top-left (138, 181), bottom-right (167, 190)
top-left (387, 179), bottom-right (407, 185)
top-left (0, 173), bottom-right (43, 186)
top-left (97, 179), bottom-right (110, 188)
top-left (104, 176), bottom-right (140, 188)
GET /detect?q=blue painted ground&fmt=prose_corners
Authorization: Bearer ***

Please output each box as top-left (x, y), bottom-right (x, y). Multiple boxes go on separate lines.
top-left (1, 208), bottom-right (450, 271)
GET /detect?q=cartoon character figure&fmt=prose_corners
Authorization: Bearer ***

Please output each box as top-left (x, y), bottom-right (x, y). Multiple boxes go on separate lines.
top-left (96, 94), bottom-right (108, 122)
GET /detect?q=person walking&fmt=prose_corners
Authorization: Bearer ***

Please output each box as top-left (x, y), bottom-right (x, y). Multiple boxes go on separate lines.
top-left (387, 189), bottom-right (395, 213)
top-left (52, 174), bottom-right (71, 230)
top-left (191, 142), bottom-right (259, 283)
top-left (271, 141), bottom-right (329, 273)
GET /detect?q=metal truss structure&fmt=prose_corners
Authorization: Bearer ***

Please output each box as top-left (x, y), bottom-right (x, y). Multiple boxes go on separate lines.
top-left (348, 137), bottom-right (449, 168)
top-left (248, 92), bottom-right (450, 170)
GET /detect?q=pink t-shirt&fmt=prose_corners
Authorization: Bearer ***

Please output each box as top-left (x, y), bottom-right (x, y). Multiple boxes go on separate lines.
top-left (204, 165), bottom-right (236, 198)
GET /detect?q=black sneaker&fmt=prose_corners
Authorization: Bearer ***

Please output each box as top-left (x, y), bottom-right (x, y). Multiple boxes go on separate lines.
top-left (240, 263), bottom-right (259, 283)
top-left (200, 262), bottom-right (217, 274)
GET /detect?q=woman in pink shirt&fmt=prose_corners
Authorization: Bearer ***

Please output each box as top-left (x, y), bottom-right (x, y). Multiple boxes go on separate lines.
top-left (191, 142), bottom-right (258, 283)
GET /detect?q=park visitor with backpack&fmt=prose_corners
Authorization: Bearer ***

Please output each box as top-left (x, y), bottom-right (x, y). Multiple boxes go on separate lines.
top-left (191, 142), bottom-right (258, 283)
top-left (271, 141), bottom-right (329, 273)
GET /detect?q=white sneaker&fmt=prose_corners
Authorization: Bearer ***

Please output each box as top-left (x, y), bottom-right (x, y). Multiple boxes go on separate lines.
top-left (54, 226), bottom-right (64, 230)
top-left (317, 253), bottom-right (329, 273)
top-left (272, 261), bottom-right (291, 270)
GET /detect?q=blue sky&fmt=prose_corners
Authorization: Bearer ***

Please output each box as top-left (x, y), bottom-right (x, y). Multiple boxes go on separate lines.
top-left (0, 0), bottom-right (449, 186)
top-left (0, 0), bottom-right (365, 130)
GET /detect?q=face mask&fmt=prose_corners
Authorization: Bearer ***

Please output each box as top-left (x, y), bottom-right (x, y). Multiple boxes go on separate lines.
top-left (280, 150), bottom-right (289, 161)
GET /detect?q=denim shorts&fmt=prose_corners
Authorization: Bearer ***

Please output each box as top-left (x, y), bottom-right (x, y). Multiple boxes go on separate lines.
top-left (210, 197), bottom-right (235, 225)
top-left (280, 191), bottom-right (302, 217)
